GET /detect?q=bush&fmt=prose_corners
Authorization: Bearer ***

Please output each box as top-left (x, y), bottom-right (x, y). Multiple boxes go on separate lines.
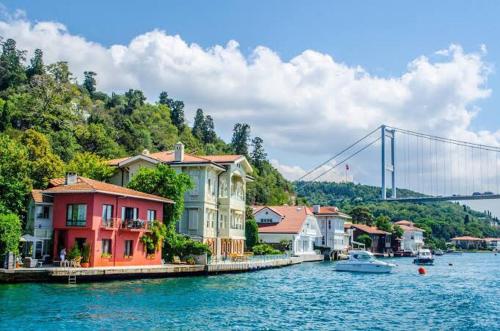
top-left (0, 213), bottom-right (22, 255)
top-left (81, 243), bottom-right (91, 263)
top-left (252, 243), bottom-right (281, 255)
top-left (357, 234), bottom-right (372, 249)
top-left (245, 218), bottom-right (259, 250)
top-left (67, 244), bottom-right (81, 260)
top-left (163, 227), bottom-right (211, 262)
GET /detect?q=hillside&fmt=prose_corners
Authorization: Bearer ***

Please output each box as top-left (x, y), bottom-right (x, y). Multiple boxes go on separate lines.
top-left (295, 181), bottom-right (500, 248)
top-left (0, 38), bottom-right (293, 219)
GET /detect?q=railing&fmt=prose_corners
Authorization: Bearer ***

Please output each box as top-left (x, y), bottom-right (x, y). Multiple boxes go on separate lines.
top-left (121, 219), bottom-right (147, 230)
top-left (101, 218), bottom-right (116, 228)
top-left (66, 219), bottom-right (86, 227)
top-left (208, 253), bottom-right (290, 265)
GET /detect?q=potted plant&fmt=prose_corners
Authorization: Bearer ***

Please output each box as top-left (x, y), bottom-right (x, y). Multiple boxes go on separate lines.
top-left (81, 243), bottom-right (91, 268)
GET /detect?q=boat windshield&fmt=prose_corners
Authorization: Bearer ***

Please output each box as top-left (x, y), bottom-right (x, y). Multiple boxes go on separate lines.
top-left (352, 253), bottom-right (375, 261)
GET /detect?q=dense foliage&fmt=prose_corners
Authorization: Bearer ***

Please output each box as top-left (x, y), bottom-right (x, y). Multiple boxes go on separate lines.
top-left (296, 181), bottom-right (500, 248)
top-left (252, 243), bottom-right (281, 255)
top-left (245, 219), bottom-right (259, 250)
top-left (0, 213), bottom-right (22, 256)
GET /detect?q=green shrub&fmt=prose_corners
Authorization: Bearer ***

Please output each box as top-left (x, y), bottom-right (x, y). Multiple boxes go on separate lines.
top-left (0, 213), bottom-right (22, 255)
top-left (357, 234), bottom-right (372, 249)
top-left (67, 244), bottom-right (81, 260)
top-left (81, 243), bottom-right (91, 263)
top-left (252, 243), bottom-right (281, 255)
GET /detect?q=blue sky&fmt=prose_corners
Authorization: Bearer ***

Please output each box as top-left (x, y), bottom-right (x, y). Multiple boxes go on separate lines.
top-left (6, 0), bottom-right (500, 132)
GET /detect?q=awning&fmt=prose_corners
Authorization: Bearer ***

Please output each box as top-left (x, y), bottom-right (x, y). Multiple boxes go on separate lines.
top-left (20, 234), bottom-right (37, 242)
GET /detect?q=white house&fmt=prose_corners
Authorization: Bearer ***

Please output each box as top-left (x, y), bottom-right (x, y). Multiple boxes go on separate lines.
top-left (394, 220), bottom-right (424, 254)
top-left (253, 206), bottom-right (321, 256)
top-left (23, 190), bottom-right (54, 259)
top-left (312, 205), bottom-right (351, 258)
top-left (107, 142), bottom-right (253, 259)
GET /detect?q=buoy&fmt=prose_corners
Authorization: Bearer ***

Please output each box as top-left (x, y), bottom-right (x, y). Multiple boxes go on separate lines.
top-left (418, 267), bottom-right (426, 275)
top-left (448, 263), bottom-right (453, 266)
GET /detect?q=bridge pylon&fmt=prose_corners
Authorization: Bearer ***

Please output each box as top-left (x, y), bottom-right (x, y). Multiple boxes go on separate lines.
top-left (381, 125), bottom-right (396, 200)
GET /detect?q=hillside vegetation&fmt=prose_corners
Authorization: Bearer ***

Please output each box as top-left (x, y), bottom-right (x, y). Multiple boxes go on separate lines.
top-left (295, 181), bottom-right (500, 248)
top-left (0, 38), bottom-right (293, 221)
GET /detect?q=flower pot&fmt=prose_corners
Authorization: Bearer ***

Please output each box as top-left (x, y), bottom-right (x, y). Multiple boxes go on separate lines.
top-left (81, 262), bottom-right (90, 268)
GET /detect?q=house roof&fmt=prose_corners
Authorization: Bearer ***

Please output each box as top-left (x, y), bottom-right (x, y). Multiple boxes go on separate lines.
top-left (394, 220), bottom-right (413, 226)
top-left (349, 223), bottom-right (390, 235)
top-left (107, 150), bottom-right (252, 173)
top-left (396, 224), bottom-right (425, 232)
top-left (255, 206), bottom-right (313, 234)
top-left (313, 206), bottom-right (352, 219)
top-left (451, 236), bottom-right (484, 241)
top-left (31, 189), bottom-right (44, 203)
top-left (484, 237), bottom-right (500, 242)
top-left (44, 176), bottom-right (174, 204)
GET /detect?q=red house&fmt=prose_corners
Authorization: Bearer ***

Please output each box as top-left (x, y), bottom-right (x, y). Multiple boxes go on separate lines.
top-left (44, 174), bottom-right (174, 267)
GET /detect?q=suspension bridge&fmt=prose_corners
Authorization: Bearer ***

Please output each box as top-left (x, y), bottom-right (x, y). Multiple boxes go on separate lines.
top-left (298, 125), bottom-right (500, 202)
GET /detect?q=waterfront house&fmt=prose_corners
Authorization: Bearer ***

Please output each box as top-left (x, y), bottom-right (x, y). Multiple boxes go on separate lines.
top-left (484, 238), bottom-right (500, 250)
top-left (394, 220), bottom-right (425, 254)
top-left (311, 205), bottom-right (351, 258)
top-left (107, 142), bottom-right (253, 258)
top-left (450, 236), bottom-right (485, 250)
top-left (345, 223), bottom-right (391, 254)
top-left (45, 174), bottom-right (174, 267)
top-left (22, 190), bottom-right (54, 260)
top-left (253, 206), bottom-right (321, 256)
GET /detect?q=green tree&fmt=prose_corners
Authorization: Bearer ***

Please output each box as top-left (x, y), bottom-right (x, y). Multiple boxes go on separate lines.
top-left (0, 213), bottom-right (22, 255)
top-left (231, 123), bottom-right (251, 156)
top-left (74, 123), bottom-right (125, 158)
top-left (158, 91), bottom-right (173, 108)
top-left (192, 108), bottom-right (205, 141)
top-left (171, 100), bottom-right (185, 131)
top-left (350, 206), bottom-right (374, 226)
top-left (251, 136), bottom-right (267, 170)
top-left (374, 215), bottom-right (393, 232)
top-left (26, 49), bottom-right (45, 79)
top-left (357, 234), bottom-right (372, 249)
top-left (66, 152), bottom-right (115, 181)
top-left (393, 224), bottom-right (404, 238)
top-left (245, 219), bottom-right (259, 250)
top-left (127, 164), bottom-right (193, 225)
top-left (202, 115), bottom-right (217, 144)
top-left (21, 129), bottom-right (65, 188)
top-left (0, 134), bottom-right (32, 215)
top-left (83, 71), bottom-right (97, 96)
top-left (0, 38), bottom-right (27, 90)
top-left (123, 89), bottom-right (146, 114)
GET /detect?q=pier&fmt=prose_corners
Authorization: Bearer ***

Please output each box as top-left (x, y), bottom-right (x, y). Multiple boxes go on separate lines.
top-left (0, 254), bottom-right (323, 284)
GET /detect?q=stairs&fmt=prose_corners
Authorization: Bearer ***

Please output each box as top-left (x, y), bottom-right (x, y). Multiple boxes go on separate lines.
top-left (68, 273), bottom-right (77, 285)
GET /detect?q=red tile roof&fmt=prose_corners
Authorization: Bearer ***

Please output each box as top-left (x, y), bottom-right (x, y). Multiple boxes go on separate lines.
top-left (255, 206), bottom-right (313, 234)
top-left (313, 206), bottom-right (351, 218)
top-left (350, 223), bottom-right (390, 235)
top-left (107, 151), bottom-right (244, 167)
top-left (44, 176), bottom-right (174, 204)
top-left (31, 189), bottom-right (43, 203)
top-left (451, 236), bottom-right (483, 241)
top-left (394, 221), bottom-right (424, 232)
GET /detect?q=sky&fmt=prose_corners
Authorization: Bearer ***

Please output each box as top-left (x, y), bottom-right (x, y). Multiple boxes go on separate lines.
top-left (1, 1), bottom-right (499, 214)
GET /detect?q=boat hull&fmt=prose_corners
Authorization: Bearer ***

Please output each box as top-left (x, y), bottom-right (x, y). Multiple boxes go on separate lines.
top-left (413, 258), bottom-right (434, 265)
top-left (335, 262), bottom-right (395, 273)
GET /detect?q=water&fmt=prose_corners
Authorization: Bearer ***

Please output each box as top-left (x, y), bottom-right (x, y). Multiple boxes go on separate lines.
top-left (0, 253), bottom-right (498, 330)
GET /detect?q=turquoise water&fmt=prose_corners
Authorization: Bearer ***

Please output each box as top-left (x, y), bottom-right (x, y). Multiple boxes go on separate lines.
top-left (0, 253), bottom-right (499, 330)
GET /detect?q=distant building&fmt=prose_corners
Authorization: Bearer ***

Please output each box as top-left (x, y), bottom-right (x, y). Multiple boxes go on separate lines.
top-left (253, 206), bottom-right (322, 256)
top-left (394, 220), bottom-right (425, 254)
top-left (45, 174), bottom-right (174, 267)
top-left (107, 142), bottom-right (253, 259)
top-left (484, 238), bottom-right (500, 250)
top-left (451, 236), bottom-right (484, 250)
top-left (311, 205), bottom-right (351, 258)
top-left (345, 223), bottom-right (391, 254)
top-left (23, 190), bottom-right (54, 259)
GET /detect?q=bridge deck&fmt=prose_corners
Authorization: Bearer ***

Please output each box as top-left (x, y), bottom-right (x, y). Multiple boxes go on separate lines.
top-left (386, 194), bottom-right (500, 202)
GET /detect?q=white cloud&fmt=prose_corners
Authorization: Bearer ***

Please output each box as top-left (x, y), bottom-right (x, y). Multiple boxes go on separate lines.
top-left (1, 16), bottom-right (499, 192)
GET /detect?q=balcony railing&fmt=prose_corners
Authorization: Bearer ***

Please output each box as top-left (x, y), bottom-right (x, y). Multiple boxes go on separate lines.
top-left (66, 219), bottom-right (86, 227)
top-left (121, 219), bottom-right (147, 230)
top-left (101, 218), bottom-right (116, 228)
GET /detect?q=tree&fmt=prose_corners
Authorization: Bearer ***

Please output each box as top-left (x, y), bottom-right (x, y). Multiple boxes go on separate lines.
top-left (192, 108), bottom-right (205, 141)
top-left (231, 123), bottom-right (251, 156)
top-left (374, 215), bottom-right (393, 233)
top-left (357, 234), bottom-right (372, 249)
top-left (0, 134), bottom-right (32, 215)
top-left (171, 100), bottom-right (185, 131)
top-left (350, 206), bottom-right (374, 226)
top-left (202, 115), bottom-right (217, 144)
top-left (123, 89), bottom-right (146, 114)
top-left (26, 49), bottom-right (45, 79)
top-left (245, 219), bottom-right (259, 250)
top-left (0, 38), bottom-right (27, 90)
top-left (393, 224), bottom-right (404, 238)
top-left (127, 164), bottom-right (193, 225)
top-left (83, 71), bottom-right (97, 96)
top-left (74, 123), bottom-right (125, 158)
top-left (251, 137), bottom-right (267, 170)
top-left (21, 129), bottom-right (65, 189)
top-left (0, 214), bottom-right (22, 255)
top-left (66, 152), bottom-right (115, 182)
top-left (158, 91), bottom-right (173, 108)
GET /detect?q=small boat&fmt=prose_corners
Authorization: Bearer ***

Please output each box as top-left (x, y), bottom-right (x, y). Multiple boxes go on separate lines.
top-left (413, 249), bottom-right (434, 265)
top-left (434, 249), bottom-right (444, 256)
top-left (335, 250), bottom-right (396, 273)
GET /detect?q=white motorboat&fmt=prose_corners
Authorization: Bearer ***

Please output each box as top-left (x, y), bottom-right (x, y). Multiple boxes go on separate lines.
top-left (413, 248), bottom-right (434, 265)
top-left (335, 250), bottom-right (396, 273)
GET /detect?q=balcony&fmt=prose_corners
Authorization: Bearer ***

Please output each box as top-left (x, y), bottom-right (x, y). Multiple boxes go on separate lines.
top-left (101, 218), bottom-right (117, 229)
top-left (66, 219), bottom-right (86, 227)
top-left (121, 219), bottom-right (151, 231)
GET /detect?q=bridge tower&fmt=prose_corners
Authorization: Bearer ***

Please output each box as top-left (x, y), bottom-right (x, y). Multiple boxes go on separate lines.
top-left (381, 125), bottom-right (396, 200)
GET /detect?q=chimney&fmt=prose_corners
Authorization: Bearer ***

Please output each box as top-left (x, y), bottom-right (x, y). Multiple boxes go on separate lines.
top-left (142, 149), bottom-right (150, 155)
top-left (313, 205), bottom-right (321, 214)
top-left (174, 142), bottom-right (184, 162)
top-left (65, 172), bottom-right (78, 185)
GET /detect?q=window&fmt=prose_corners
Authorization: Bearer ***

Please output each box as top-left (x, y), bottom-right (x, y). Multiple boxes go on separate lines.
top-left (328, 220), bottom-right (331, 230)
top-left (124, 240), bottom-right (133, 257)
top-left (102, 204), bottom-right (113, 226)
top-left (147, 209), bottom-right (156, 221)
top-left (190, 175), bottom-right (199, 196)
top-left (188, 209), bottom-right (199, 230)
top-left (66, 204), bottom-right (87, 226)
top-left (122, 207), bottom-right (138, 221)
top-left (36, 206), bottom-right (50, 219)
top-left (102, 239), bottom-right (112, 256)
top-left (259, 218), bottom-right (274, 223)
